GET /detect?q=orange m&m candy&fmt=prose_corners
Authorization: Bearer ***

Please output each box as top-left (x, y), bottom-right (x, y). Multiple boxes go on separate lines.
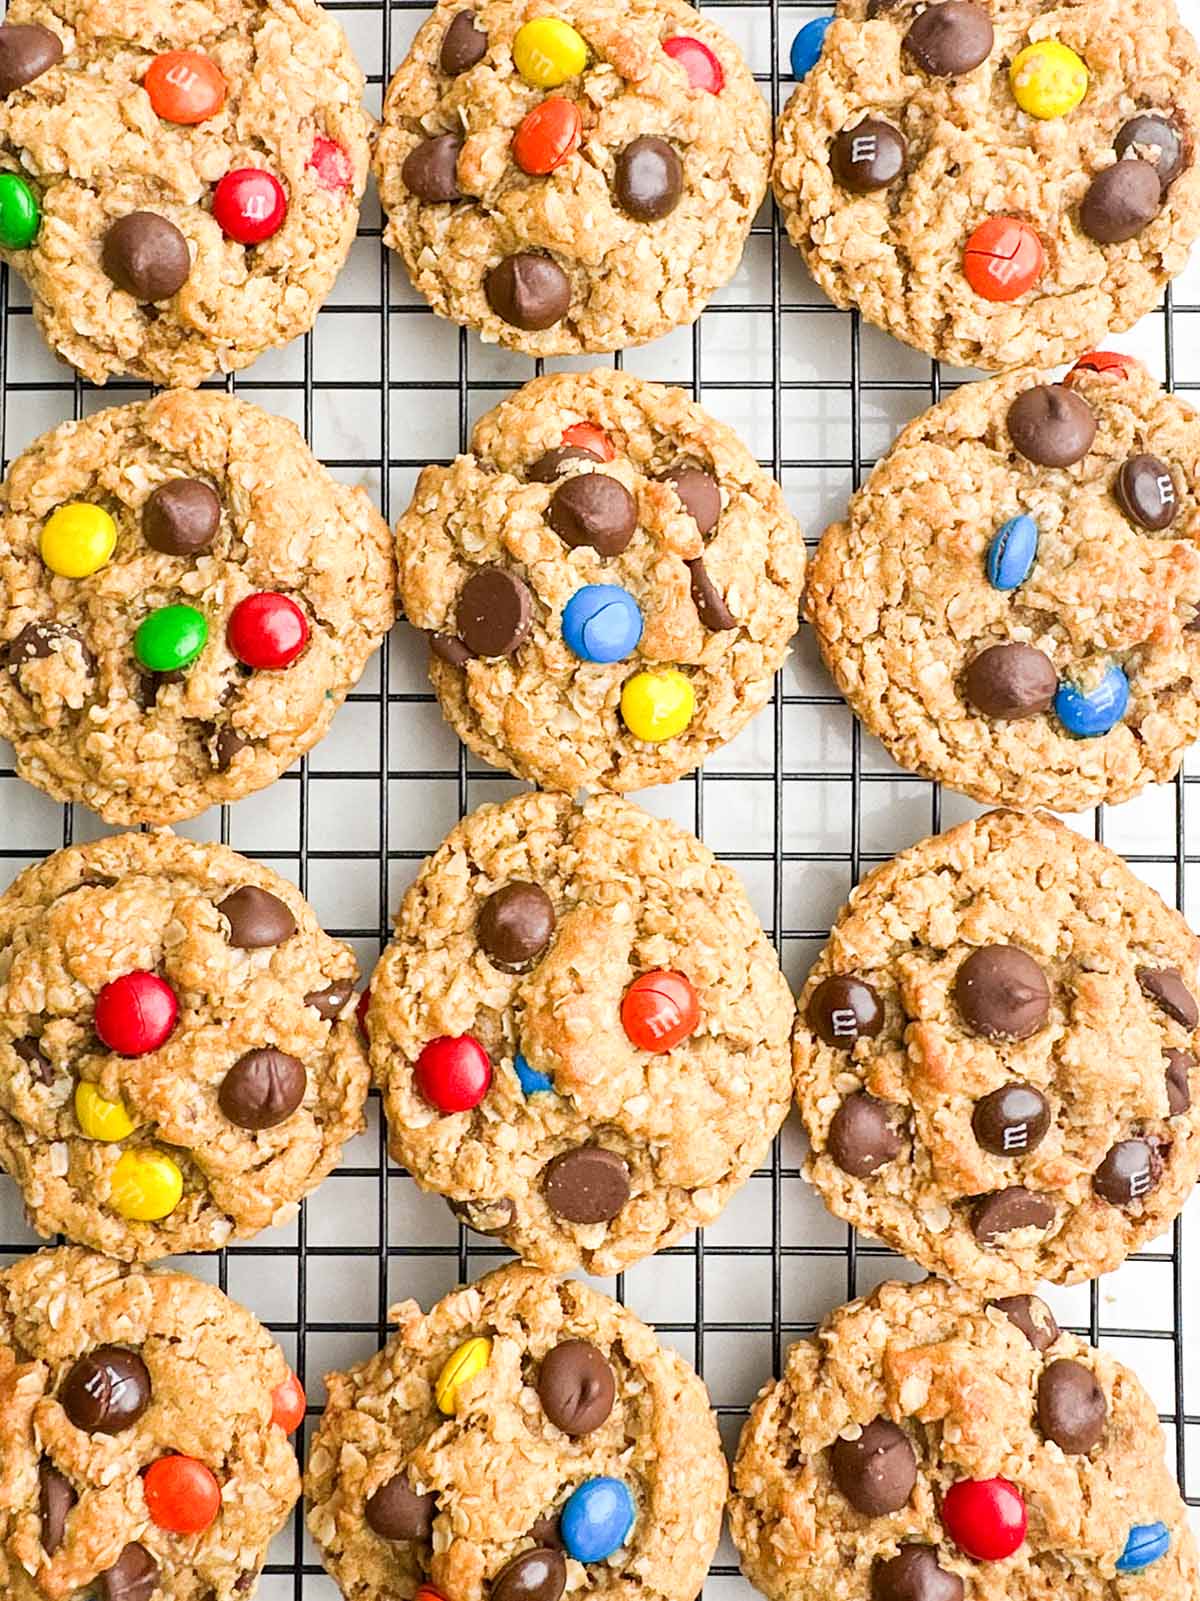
top-left (962, 216), bottom-right (1044, 301)
top-left (561, 421), bottom-right (614, 459)
top-left (513, 97), bottom-right (582, 175)
top-left (144, 51), bottom-right (227, 125)
top-left (144, 1454), bottom-right (221, 1534)
top-left (271, 1369), bottom-right (306, 1433)
top-left (621, 970), bottom-right (700, 1052)
top-left (1064, 349), bottom-right (1140, 386)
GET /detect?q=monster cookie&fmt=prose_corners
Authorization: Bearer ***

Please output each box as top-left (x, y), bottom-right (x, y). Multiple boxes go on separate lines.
top-left (773, 0), bottom-right (1200, 371)
top-left (0, 829), bottom-right (369, 1260)
top-left (365, 790), bottom-right (794, 1274)
top-left (793, 809), bottom-right (1200, 1295)
top-left (0, 1247), bottom-right (303, 1601)
top-left (729, 1277), bottom-right (1198, 1601)
top-left (395, 370), bottom-right (805, 792)
top-left (0, 0), bottom-right (372, 386)
top-left (305, 1263), bottom-right (726, 1601)
top-left (373, 0), bottom-right (769, 354)
top-left (0, 391), bottom-right (394, 824)
top-left (808, 357), bottom-right (1200, 811)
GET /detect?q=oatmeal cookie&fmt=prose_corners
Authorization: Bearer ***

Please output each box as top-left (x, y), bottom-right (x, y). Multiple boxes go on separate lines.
top-left (374, 0), bottom-right (769, 354)
top-left (0, 829), bottom-right (369, 1260)
top-left (366, 791), bottom-right (795, 1275)
top-left (0, 390), bottom-right (395, 825)
top-left (396, 369), bottom-right (805, 792)
top-left (0, 0), bottom-right (372, 387)
top-left (729, 1277), bottom-right (1198, 1601)
top-left (305, 1263), bottom-right (726, 1601)
top-left (772, 0), bottom-right (1200, 371)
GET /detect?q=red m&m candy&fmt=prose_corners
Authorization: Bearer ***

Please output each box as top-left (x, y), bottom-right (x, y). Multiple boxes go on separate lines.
top-left (962, 217), bottom-right (1044, 302)
top-left (144, 1454), bottom-right (221, 1534)
top-left (144, 50), bottom-right (227, 124)
top-left (415, 1035), bottom-right (492, 1113)
top-left (622, 970), bottom-right (700, 1052)
top-left (663, 34), bottom-right (724, 93)
top-left (227, 592), bottom-right (309, 670)
top-left (942, 1477), bottom-right (1027, 1561)
top-left (513, 97), bottom-right (582, 176)
top-left (271, 1370), bottom-right (306, 1433)
top-left (213, 169), bottom-right (287, 244)
top-left (356, 988), bottom-right (371, 1037)
top-left (310, 134), bottom-right (353, 193)
top-left (94, 972), bottom-right (178, 1056)
top-left (1065, 349), bottom-right (1140, 385)
top-left (562, 421), bottom-right (614, 460)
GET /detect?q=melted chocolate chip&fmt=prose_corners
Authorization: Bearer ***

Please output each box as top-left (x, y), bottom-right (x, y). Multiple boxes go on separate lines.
top-left (97, 1542), bottom-right (159, 1601)
top-left (542, 1146), bottom-right (630, 1224)
top-left (529, 1512), bottom-right (563, 1549)
top-left (364, 1473), bottom-right (437, 1541)
top-left (614, 136), bottom-right (683, 220)
top-left (963, 642), bottom-right (1057, 719)
top-left (143, 478), bottom-right (221, 556)
top-left (430, 630), bottom-right (473, 666)
top-left (527, 445), bottom-right (603, 482)
top-left (538, 1340), bottom-right (615, 1436)
top-left (218, 885), bottom-right (297, 948)
top-left (4, 621), bottom-right (93, 679)
top-left (954, 946), bottom-right (1050, 1040)
top-left (548, 473), bottom-right (637, 555)
top-left (1080, 160), bottom-right (1162, 244)
top-left (828, 1092), bottom-right (902, 1177)
top-left (872, 1545), bottom-right (964, 1601)
top-left (218, 1048), bottom-right (307, 1130)
top-left (455, 566), bottom-right (534, 657)
top-left (1165, 1048), bottom-right (1193, 1115)
top-left (38, 1460), bottom-right (76, 1555)
top-left (1006, 385), bottom-right (1097, 467)
top-left (305, 979), bottom-right (355, 1020)
top-left (1136, 965), bottom-right (1199, 1027)
top-left (477, 881), bottom-right (555, 968)
top-left (448, 1195), bottom-right (517, 1235)
top-left (687, 557), bottom-right (736, 631)
top-left (0, 22), bottom-right (61, 98)
top-left (102, 212), bottom-right (191, 301)
top-left (14, 1036), bottom-right (54, 1085)
top-left (485, 254), bottom-right (570, 331)
top-left (990, 1293), bottom-right (1059, 1351)
top-left (656, 464), bottom-right (721, 535)
top-left (213, 726), bottom-right (250, 772)
top-left (970, 1186), bottom-right (1055, 1246)
top-left (402, 134), bottom-right (463, 202)
top-left (440, 10), bottom-right (488, 73)
top-left (830, 1419), bottom-right (916, 1516)
top-left (1037, 1359), bottom-right (1106, 1454)
top-left (59, 1347), bottom-right (151, 1434)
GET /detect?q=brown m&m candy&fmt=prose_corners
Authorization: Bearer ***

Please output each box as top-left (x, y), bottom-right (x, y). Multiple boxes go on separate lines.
top-left (807, 974), bottom-right (884, 1048)
top-left (830, 1418), bottom-right (917, 1516)
top-left (144, 478), bottom-right (221, 555)
top-left (990, 1293), bottom-right (1059, 1350)
top-left (491, 1547), bottom-right (567, 1601)
top-left (1092, 1137), bottom-right (1162, 1205)
top-left (831, 119), bottom-right (907, 193)
top-left (60, 1346), bottom-right (151, 1433)
top-left (970, 1186), bottom-right (1055, 1245)
top-left (954, 946), bottom-right (1050, 1039)
top-left (477, 881), bottom-right (555, 968)
top-left (455, 566), bottom-right (534, 656)
top-left (828, 1092), bottom-right (902, 1177)
top-left (218, 1048), bottom-right (307, 1130)
top-left (971, 1083), bottom-right (1050, 1156)
top-left (0, 22), bottom-right (62, 96)
top-left (1136, 965), bottom-right (1199, 1027)
top-left (872, 1546), bottom-right (964, 1601)
top-left (537, 1340), bottom-right (615, 1435)
top-left (614, 137), bottom-right (683, 220)
top-left (1006, 385), bottom-right (1096, 467)
top-left (542, 1146), bottom-right (629, 1223)
top-left (547, 474), bottom-right (637, 555)
top-left (902, 1), bottom-right (993, 75)
top-left (402, 134), bottom-right (463, 203)
top-left (963, 643), bottom-right (1057, 720)
top-left (1037, 1359), bottom-right (1106, 1454)
top-left (218, 885), bottom-right (297, 948)
top-left (657, 464), bottom-right (721, 534)
top-left (1115, 114), bottom-right (1184, 192)
top-left (364, 1472), bottom-right (436, 1541)
top-left (102, 212), bottom-right (191, 301)
top-left (1114, 453), bottom-right (1177, 529)
top-left (440, 10), bottom-right (487, 73)
top-left (486, 253), bottom-right (571, 331)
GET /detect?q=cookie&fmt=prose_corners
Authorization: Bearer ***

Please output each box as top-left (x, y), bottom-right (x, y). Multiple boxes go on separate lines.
top-left (729, 1276), bottom-right (1198, 1601)
top-left (0, 0), bottom-right (372, 386)
top-left (807, 356), bottom-right (1200, 812)
top-left (305, 1262), bottom-right (726, 1601)
top-left (0, 829), bottom-right (370, 1260)
top-left (0, 1246), bottom-right (302, 1601)
top-left (0, 391), bottom-right (395, 824)
top-left (373, 0), bottom-right (769, 354)
top-left (395, 370), bottom-right (805, 792)
top-left (366, 790), bottom-right (795, 1275)
top-left (772, 0), bottom-right (1200, 371)
top-left (793, 809), bottom-right (1200, 1295)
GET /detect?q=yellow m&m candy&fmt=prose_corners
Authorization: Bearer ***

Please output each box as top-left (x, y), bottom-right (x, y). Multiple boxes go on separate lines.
top-left (1009, 39), bottom-right (1087, 119)
top-left (75, 1081), bottom-right (137, 1141)
top-left (513, 18), bottom-right (587, 86)
top-left (40, 502), bottom-right (118, 578)
top-left (435, 1335), bottom-right (492, 1414)
top-left (109, 1149), bottom-right (183, 1221)
top-left (620, 669), bottom-right (695, 743)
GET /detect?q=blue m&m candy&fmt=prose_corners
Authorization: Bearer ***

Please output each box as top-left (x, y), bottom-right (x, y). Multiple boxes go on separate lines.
top-left (790, 15), bottom-right (832, 80)
top-left (562, 584), bottom-right (643, 663)
top-left (1117, 1522), bottom-right (1170, 1573)
top-left (986, 514), bottom-right (1038, 591)
top-left (561, 1477), bottom-right (636, 1563)
top-left (1053, 663), bottom-right (1129, 738)
top-left (514, 1051), bottom-right (553, 1096)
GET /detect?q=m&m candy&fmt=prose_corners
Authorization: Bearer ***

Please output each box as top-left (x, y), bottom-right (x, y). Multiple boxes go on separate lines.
top-left (134, 603), bottom-right (208, 672)
top-left (513, 18), bottom-right (587, 87)
top-left (1065, 349), bottom-right (1139, 385)
top-left (790, 16), bottom-right (832, 81)
top-left (310, 134), bottom-right (353, 192)
top-left (1117, 1521), bottom-right (1171, 1573)
top-left (941, 1477), bottom-right (1027, 1561)
top-left (227, 592), bottom-right (308, 669)
top-left (962, 216), bottom-right (1045, 301)
top-left (620, 669), bottom-right (695, 742)
top-left (513, 97), bottom-right (581, 175)
top-left (75, 1082), bottom-right (137, 1142)
top-left (562, 584), bottom-right (643, 663)
top-left (435, 1336), bottom-right (491, 1413)
top-left (663, 35), bottom-right (723, 94)
top-left (0, 171), bottom-right (40, 249)
top-left (1053, 663), bottom-right (1129, 737)
top-left (109, 1149), bottom-right (184, 1221)
top-left (562, 422), bottom-right (614, 459)
top-left (356, 987), bottom-right (371, 1036)
top-left (514, 1051), bottom-right (554, 1096)
top-left (270, 1370), bottom-right (306, 1433)
top-left (94, 972), bottom-right (178, 1056)
top-left (561, 1477), bottom-right (635, 1562)
top-left (212, 169), bottom-right (287, 244)
top-left (1009, 39), bottom-right (1087, 119)
top-left (40, 503), bottom-right (117, 578)
top-left (144, 50), bottom-right (227, 124)
top-left (622, 971), bottom-right (700, 1052)
top-left (144, 1454), bottom-right (221, 1533)
top-left (415, 1035), bottom-right (492, 1113)
top-left (986, 514), bottom-right (1038, 591)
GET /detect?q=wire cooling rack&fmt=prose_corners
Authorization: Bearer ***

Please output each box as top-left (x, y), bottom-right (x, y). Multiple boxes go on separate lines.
top-left (3, 0), bottom-right (1200, 1593)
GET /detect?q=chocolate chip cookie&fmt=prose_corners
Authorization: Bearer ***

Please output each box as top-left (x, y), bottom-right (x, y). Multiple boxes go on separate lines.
top-left (365, 790), bottom-right (795, 1275)
top-left (807, 355), bottom-right (1200, 812)
top-left (729, 1276), bottom-right (1198, 1601)
top-left (396, 369), bottom-right (805, 792)
top-left (0, 1246), bottom-right (302, 1601)
top-left (0, 829), bottom-right (369, 1260)
top-left (0, 0), bottom-right (372, 386)
top-left (374, 0), bottom-right (769, 354)
top-left (773, 0), bottom-right (1200, 371)
top-left (0, 390), bottom-right (395, 824)
top-left (793, 808), bottom-right (1200, 1295)
top-left (306, 1263), bottom-right (727, 1601)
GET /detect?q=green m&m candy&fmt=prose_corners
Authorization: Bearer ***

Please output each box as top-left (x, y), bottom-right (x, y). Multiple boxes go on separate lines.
top-left (134, 604), bottom-right (208, 672)
top-left (0, 173), bottom-right (40, 250)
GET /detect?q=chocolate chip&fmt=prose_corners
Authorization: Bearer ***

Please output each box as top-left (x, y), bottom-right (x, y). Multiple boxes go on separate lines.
top-left (831, 118), bottom-right (907, 193)
top-left (218, 1048), bottom-right (307, 1130)
top-left (657, 465), bottom-right (721, 535)
top-left (135, 667), bottom-right (185, 710)
top-left (687, 558), bottom-right (736, 631)
top-left (970, 1186), bottom-right (1055, 1246)
top-left (4, 621), bottom-right (92, 678)
top-left (828, 1092), bottom-right (902, 1177)
top-left (485, 254), bottom-right (571, 331)
top-left (143, 478), bottom-right (221, 556)
top-left (455, 566), bottom-right (534, 657)
top-left (1115, 114), bottom-right (1184, 192)
top-left (440, 10), bottom-right (487, 73)
top-left (614, 136), bottom-right (683, 220)
top-left (537, 1340), bottom-right (615, 1436)
top-left (529, 1512), bottom-right (563, 1549)
top-left (902, 1), bottom-right (993, 75)
top-left (830, 1419), bottom-right (916, 1517)
top-left (38, 1460), bottom-right (76, 1555)
top-left (364, 1473), bottom-right (436, 1541)
top-left (807, 974), bottom-right (885, 1049)
top-left (963, 642), bottom-right (1057, 720)
top-left (102, 212), bottom-right (191, 301)
top-left (402, 134), bottom-right (463, 202)
top-left (1165, 1048), bottom-right (1193, 1115)
top-left (0, 23), bottom-right (62, 97)
top-left (305, 979), bottom-right (355, 1021)
top-left (448, 1195), bottom-right (517, 1235)
top-left (213, 726), bottom-right (249, 772)
top-left (218, 885), bottom-right (297, 948)
top-left (1081, 160), bottom-right (1162, 244)
top-left (59, 1347), bottom-right (151, 1434)
top-left (97, 1542), bottom-right (159, 1601)
top-left (971, 1083), bottom-right (1050, 1156)
top-left (527, 446), bottom-right (603, 482)
top-left (430, 630), bottom-right (473, 666)
top-left (1136, 965), bottom-right (1199, 1027)
top-left (478, 881), bottom-right (555, 968)
top-left (1006, 385), bottom-right (1097, 467)
top-left (543, 1146), bottom-right (630, 1224)
top-left (1038, 1359), bottom-right (1106, 1454)
top-left (1092, 1137), bottom-right (1163, 1205)
top-left (954, 946), bottom-right (1050, 1040)
top-left (234, 1573), bottom-right (257, 1594)
top-left (872, 1545), bottom-right (964, 1601)
top-left (1114, 453), bottom-right (1178, 530)
top-left (990, 1293), bottom-right (1059, 1351)
top-left (14, 1036), bottom-right (54, 1085)
top-left (492, 1547), bottom-right (567, 1601)
top-left (547, 474), bottom-right (637, 555)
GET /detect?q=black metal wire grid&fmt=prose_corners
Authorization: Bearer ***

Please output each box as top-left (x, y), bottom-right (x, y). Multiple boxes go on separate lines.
top-left (0, 0), bottom-right (1198, 1592)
